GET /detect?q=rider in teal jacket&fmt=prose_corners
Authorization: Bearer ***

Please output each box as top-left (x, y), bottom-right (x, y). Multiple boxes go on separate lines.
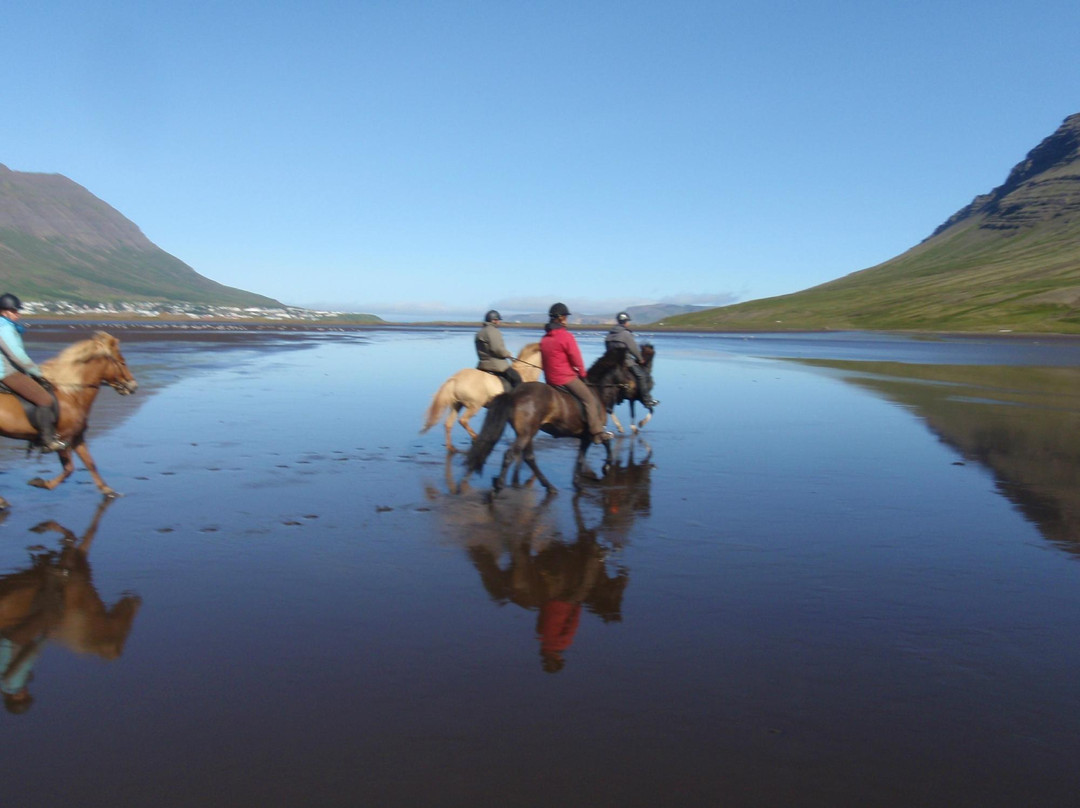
top-left (0, 293), bottom-right (67, 451)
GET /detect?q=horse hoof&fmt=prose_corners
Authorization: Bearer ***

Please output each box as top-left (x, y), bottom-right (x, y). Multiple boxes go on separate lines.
top-left (0, 498), bottom-right (9, 511)
top-left (103, 489), bottom-right (122, 499)
top-left (27, 477), bottom-right (48, 489)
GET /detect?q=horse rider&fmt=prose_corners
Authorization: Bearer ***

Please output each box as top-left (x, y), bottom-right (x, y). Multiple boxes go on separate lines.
top-left (605, 311), bottom-right (659, 408)
top-left (540, 302), bottom-right (613, 445)
top-left (0, 293), bottom-right (67, 452)
top-left (475, 309), bottom-right (522, 389)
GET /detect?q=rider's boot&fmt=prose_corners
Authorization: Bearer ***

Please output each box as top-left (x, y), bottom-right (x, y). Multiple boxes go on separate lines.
top-left (35, 406), bottom-right (67, 453)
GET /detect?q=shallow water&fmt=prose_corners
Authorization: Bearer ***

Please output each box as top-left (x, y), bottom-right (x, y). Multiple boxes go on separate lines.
top-left (2, 326), bottom-right (1079, 807)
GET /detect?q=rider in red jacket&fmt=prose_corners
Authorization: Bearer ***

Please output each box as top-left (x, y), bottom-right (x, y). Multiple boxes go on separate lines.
top-left (539, 303), bottom-right (612, 444)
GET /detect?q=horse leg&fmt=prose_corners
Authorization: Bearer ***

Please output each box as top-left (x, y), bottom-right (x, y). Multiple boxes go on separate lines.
top-left (27, 447), bottom-right (77, 491)
top-left (521, 442), bottom-right (555, 492)
top-left (443, 405), bottom-right (459, 452)
top-left (458, 404), bottom-right (482, 443)
top-left (493, 440), bottom-right (520, 494)
top-left (572, 437), bottom-right (591, 491)
top-left (637, 406), bottom-right (653, 432)
top-left (75, 442), bottom-right (120, 497)
top-left (0, 495), bottom-right (9, 511)
top-left (610, 408), bottom-right (626, 434)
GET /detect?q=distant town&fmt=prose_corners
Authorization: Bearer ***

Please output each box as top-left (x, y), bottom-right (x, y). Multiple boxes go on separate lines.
top-left (20, 299), bottom-right (372, 322)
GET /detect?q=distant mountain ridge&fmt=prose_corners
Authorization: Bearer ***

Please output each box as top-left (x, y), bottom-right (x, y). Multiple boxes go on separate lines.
top-left (506, 303), bottom-right (706, 325)
top-left (667, 113), bottom-right (1080, 333)
top-left (0, 163), bottom-right (281, 307)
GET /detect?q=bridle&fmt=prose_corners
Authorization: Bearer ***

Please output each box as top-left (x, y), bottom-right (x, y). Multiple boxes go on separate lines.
top-left (67, 353), bottom-right (134, 392)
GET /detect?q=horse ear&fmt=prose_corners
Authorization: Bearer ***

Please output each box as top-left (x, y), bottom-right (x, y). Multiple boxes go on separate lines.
top-left (93, 331), bottom-right (119, 351)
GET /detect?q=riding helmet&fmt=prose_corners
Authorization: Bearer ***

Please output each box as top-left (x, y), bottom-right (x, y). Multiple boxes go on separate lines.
top-left (484, 309), bottom-right (502, 323)
top-left (616, 311), bottom-right (631, 323)
top-left (0, 293), bottom-right (22, 312)
top-left (548, 302), bottom-right (570, 318)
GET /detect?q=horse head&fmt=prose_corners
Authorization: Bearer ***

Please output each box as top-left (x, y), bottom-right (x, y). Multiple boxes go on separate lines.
top-left (94, 332), bottom-right (138, 396)
top-left (587, 344), bottom-right (632, 408)
top-left (42, 331), bottom-right (138, 395)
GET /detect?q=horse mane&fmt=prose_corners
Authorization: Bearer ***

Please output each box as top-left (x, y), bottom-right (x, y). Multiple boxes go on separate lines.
top-left (587, 344), bottom-right (627, 383)
top-left (41, 331), bottom-right (120, 389)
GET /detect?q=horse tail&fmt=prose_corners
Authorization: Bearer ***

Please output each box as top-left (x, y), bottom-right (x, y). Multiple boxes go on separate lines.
top-left (465, 393), bottom-right (512, 474)
top-left (421, 377), bottom-right (457, 433)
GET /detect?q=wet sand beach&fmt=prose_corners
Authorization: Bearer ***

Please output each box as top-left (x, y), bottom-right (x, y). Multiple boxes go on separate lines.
top-left (1, 325), bottom-right (1079, 807)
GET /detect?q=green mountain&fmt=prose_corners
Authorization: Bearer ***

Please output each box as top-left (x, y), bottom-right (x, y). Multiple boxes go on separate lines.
top-left (0, 163), bottom-right (281, 307)
top-left (669, 113), bottom-right (1080, 333)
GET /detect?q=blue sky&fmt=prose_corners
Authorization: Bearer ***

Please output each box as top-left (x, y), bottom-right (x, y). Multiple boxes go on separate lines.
top-left (4, 1), bottom-right (1079, 318)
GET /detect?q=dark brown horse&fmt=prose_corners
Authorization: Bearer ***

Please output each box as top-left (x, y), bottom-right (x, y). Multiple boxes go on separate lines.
top-left (0, 332), bottom-right (137, 509)
top-left (464, 346), bottom-right (630, 493)
top-left (608, 343), bottom-right (656, 435)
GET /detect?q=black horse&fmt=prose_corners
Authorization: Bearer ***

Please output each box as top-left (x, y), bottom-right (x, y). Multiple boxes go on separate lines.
top-left (464, 346), bottom-right (631, 493)
top-left (608, 343), bottom-right (656, 434)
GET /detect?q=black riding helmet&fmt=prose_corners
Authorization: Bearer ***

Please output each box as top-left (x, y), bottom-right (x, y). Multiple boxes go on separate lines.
top-left (616, 311), bottom-right (630, 323)
top-left (0, 293), bottom-right (22, 312)
top-left (548, 302), bottom-right (570, 318)
top-left (484, 309), bottom-right (502, 323)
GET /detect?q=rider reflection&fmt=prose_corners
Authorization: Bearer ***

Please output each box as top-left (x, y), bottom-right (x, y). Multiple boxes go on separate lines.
top-left (0, 500), bottom-right (141, 714)
top-left (426, 438), bottom-right (654, 672)
top-left (468, 515), bottom-right (626, 673)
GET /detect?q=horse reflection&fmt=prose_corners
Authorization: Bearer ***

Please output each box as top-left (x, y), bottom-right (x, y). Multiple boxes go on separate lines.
top-left (0, 500), bottom-right (141, 714)
top-left (467, 507), bottom-right (628, 673)
top-left (578, 439), bottom-right (654, 545)
top-left (428, 442), bottom-right (656, 672)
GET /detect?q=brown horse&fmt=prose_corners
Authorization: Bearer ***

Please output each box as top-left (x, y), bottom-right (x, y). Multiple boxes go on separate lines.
top-left (608, 343), bottom-right (656, 435)
top-left (464, 346), bottom-right (630, 493)
top-left (421, 342), bottom-right (543, 451)
top-left (0, 331), bottom-right (137, 510)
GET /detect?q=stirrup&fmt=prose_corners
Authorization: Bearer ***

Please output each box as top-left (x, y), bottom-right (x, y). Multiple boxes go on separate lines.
top-left (41, 436), bottom-right (68, 453)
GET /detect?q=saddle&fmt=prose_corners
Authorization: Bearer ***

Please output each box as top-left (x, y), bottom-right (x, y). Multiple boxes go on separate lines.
top-left (554, 384), bottom-right (590, 421)
top-left (481, 369), bottom-right (513, 393)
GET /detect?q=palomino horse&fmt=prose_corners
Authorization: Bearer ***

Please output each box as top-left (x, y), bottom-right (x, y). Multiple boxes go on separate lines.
top-left (464, 346), bottom-right (630, 493)
top-left (422, 342), bottom-right (543, 451)
top-left (608, 343), bottom-right (656, 435)
top-left (0, 331), bottom-right (137, 510)
top-left (0, 499), bottom-right (141, 711)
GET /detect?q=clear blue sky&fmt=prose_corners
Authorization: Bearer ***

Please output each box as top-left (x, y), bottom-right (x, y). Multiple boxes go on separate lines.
top-left (4, 1), bottom-right (1079, 318)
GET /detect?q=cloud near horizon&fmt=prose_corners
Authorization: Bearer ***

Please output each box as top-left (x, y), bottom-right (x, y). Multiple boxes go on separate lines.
top-left (490, 292), bottom-right (741, 314)
top-left (300, 292), bottom-right (742, 316)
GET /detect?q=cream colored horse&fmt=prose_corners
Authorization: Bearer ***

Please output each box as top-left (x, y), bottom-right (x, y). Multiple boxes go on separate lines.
top-left (422, 342), bottom-right (542, 451)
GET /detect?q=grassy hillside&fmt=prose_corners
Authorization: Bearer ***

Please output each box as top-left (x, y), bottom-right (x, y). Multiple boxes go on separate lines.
top-left (666, 114), bottom-right (1080, 334)
top-left (0, 164), bottom-right (282, 307)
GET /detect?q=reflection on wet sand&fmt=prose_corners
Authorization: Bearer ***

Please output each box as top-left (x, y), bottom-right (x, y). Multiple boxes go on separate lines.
top-left (426, 440), bottom-right (654, 671)
top-left (0, 501), bottom-right (141, 714)
top-left (797, 359), bottom-right (1080, 553)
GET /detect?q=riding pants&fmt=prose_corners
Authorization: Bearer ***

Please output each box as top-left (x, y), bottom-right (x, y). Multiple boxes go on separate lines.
top-left (627, 363), bottom-right (652, 397)
top-left (2, 372), bottom-right (59, 439)
top-left (561, 377), bottom-right (608, 436)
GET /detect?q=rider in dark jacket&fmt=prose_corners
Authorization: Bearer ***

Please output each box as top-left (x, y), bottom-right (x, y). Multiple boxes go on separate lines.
top-left (604, 312), bottom-right (658, 407)
top-left (475, 310), bottom-right (522, 388)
